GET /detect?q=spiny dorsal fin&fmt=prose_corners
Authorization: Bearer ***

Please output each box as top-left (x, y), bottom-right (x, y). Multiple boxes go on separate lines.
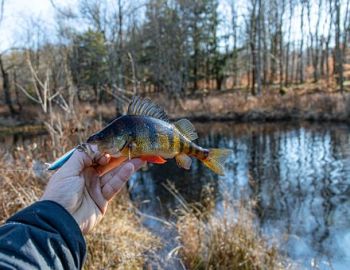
top-left (127, 96), bottom-right (169, 122)
top-left (174, 119), bottom-right (198, 141)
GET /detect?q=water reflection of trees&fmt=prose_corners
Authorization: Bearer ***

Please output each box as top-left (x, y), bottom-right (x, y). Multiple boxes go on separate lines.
top-left (130, 122), bottom-right (350, 269)
top-left (236, 123), bottom-right (350, 267)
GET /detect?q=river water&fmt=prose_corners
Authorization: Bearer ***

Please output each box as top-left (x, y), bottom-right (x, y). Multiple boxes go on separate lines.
top-left (1, 121), bottom-right (350, 269)
top-left (129, 121), bottom-right (350, 270)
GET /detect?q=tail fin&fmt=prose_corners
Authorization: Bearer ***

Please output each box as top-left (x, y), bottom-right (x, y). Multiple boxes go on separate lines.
top-left (201, 148), bottom-right (232, 176)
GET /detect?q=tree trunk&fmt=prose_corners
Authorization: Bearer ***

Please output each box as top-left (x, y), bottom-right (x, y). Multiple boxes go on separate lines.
top-left (256, 0), bottom-right (262, 95)
top-left (320, 37), bottom-right (325, 77)
top-left (291, 42), bottom-right (297, 84)
top-left (312, 0), bottom-right (322, 82)
top-left (249, 0), bottom-right (257, 95)
top-left (116, 0), bottom-right (124, 116)
top-left (0, 55), bottom-right (16, 115)
top-left (278, 0), bottom-right (285, 91)
top-left (13, 70), bottom-right (22, 112)
top-left (298, 3), bottom-right (305, 84)
top-left (285, 0), bottom-right (293, 86)
top-left (261, 0), bottom-right (268, 87)
top-left (232, 5), bottom-right (238, 87)
top-left (334, 0), bottom-right (344, 92)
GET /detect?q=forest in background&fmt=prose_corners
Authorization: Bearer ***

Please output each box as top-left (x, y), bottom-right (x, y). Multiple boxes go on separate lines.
top-left (0, 0), bottom-right (350, 118)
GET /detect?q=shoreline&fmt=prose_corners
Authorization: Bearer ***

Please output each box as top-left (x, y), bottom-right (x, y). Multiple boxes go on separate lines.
top-left (172, 113), bottom-right (350, 123)
top-left (1, 90), bottom-right (350, 135)
top-left (1, 114), bottom-right (349, 136)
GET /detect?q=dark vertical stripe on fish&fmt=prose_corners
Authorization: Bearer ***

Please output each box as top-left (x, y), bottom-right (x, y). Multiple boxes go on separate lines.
top-left (194, 147), bottom-right (200, 157)
top-left (148, 119), bottom-right (158, 146)
top-left (174, 132), bottom-right (180, 152)
top-left (188, 143), bottom-right (193, 155)
top-left (179, 137), bottom-right (184, 153)
top-left (167, 131), bottom-right (174, 152)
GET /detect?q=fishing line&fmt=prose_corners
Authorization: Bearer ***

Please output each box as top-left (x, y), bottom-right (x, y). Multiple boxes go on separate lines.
top-left (0, 168), bottom-right (48, 172)
top-left (0, 168), bottom-right (49, 172)
top-left (0, 169), bottom-right (30, 172)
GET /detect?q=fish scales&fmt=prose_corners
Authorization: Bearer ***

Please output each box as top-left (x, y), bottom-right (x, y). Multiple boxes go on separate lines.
top-left (119, 115), bottom-right (204, 159)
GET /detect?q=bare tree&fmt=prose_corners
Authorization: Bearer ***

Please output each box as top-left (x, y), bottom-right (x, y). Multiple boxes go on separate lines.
top-left (285, 0), bottom-right (294, 86)
top-left (334, 0), bottom-right (344, 92)
top-left (298, 1), bottom-right (305, 84)
top-left (0, 54), bottom-right (16, 114)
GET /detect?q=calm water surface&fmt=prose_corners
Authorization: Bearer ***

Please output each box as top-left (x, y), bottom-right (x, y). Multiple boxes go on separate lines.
top-left (1, 121), bottom-right (350, 269)
top-left (129, 122), bottom-right (350, 270)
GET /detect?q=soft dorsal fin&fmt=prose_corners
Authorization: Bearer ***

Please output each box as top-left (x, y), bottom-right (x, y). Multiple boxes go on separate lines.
top-left (174, 119), bottom-right (198, 141)
top-left (127, 96), bottom-right (169, 122)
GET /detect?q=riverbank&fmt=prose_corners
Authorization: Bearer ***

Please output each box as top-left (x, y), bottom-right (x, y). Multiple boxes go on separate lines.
top-left (1, 87), bottom-right (350, 130)
top-left (159, 91), bottom-right (350, 123)
top-left (97, 89), bottom-right (350, 123)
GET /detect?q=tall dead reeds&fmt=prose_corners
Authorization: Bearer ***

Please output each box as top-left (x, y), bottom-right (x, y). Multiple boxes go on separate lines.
top-left (169, 183), bottom-right (293, 270)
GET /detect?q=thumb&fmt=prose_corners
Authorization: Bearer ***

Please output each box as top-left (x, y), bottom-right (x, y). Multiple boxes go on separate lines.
top-left (57, 144), bottom-right (100, 176)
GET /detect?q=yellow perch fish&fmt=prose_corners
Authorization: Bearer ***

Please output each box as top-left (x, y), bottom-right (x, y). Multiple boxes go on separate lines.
top-left (86, 97), bottom-right (232, 176)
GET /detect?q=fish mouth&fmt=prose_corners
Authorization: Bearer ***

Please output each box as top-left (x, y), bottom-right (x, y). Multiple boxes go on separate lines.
top-left (77, 143), bottom-right (101, 158)
top-left (79, 143), bottom-right (113, 163)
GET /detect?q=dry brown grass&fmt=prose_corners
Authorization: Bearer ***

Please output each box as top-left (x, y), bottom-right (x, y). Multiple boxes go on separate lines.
top-left (134, 82), bottom-right (349, 122)
top-left (177, 206), bottom-right (289, 270)
top-left (172, 184), bottom-right (292, 270)
top-left (84, 192), bottom-right (161, 270)
top-left (2, 82), bottom-right (350, 125)
top-left (157, 91), bottom-right (350, 122)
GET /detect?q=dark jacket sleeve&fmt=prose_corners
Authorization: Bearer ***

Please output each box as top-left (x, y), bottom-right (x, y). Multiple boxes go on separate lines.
top-left (0, 200), bottom-right (86, 270)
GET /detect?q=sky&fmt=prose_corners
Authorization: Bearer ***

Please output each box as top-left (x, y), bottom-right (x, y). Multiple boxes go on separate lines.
top-left (0, 0), bottom-right (234, 52)
top-left (0, 0), bottom-right (340, 52)
top-left (0, 0), bottom-right (75, 51)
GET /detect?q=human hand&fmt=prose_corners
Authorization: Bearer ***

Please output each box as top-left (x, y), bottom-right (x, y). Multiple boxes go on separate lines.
top-left (41, 146), bottom-right (145, 234)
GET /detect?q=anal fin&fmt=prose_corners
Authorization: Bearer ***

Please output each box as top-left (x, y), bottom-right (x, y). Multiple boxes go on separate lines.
top-left (175, 153), bottom-right (192, 170)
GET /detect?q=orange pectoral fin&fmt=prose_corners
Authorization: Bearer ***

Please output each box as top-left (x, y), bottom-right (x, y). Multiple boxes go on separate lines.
top-left (141, 155), bottom-right (167, 164)
top-left (96, 156), bottom-right (128, 177)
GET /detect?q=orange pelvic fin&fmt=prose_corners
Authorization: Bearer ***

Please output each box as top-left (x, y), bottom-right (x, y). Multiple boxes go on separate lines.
top-left (141, 155), bottom-right (167, 164)
top-left (96, 156), bottom-right (128, 177)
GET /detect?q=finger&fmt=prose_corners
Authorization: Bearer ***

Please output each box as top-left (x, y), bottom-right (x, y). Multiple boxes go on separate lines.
top-left (96, 154), bottom-right (111, 166)
top-left (96, 157), bottom-right (128, 177)
top-left (58, 144), bottom-right (100, 176)
top-left (100, 158), bottom-right (145, 187)
top-left (85, 171), bottom-right (108, 215)
top-left (101, 162), bottom-right (135, 201)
